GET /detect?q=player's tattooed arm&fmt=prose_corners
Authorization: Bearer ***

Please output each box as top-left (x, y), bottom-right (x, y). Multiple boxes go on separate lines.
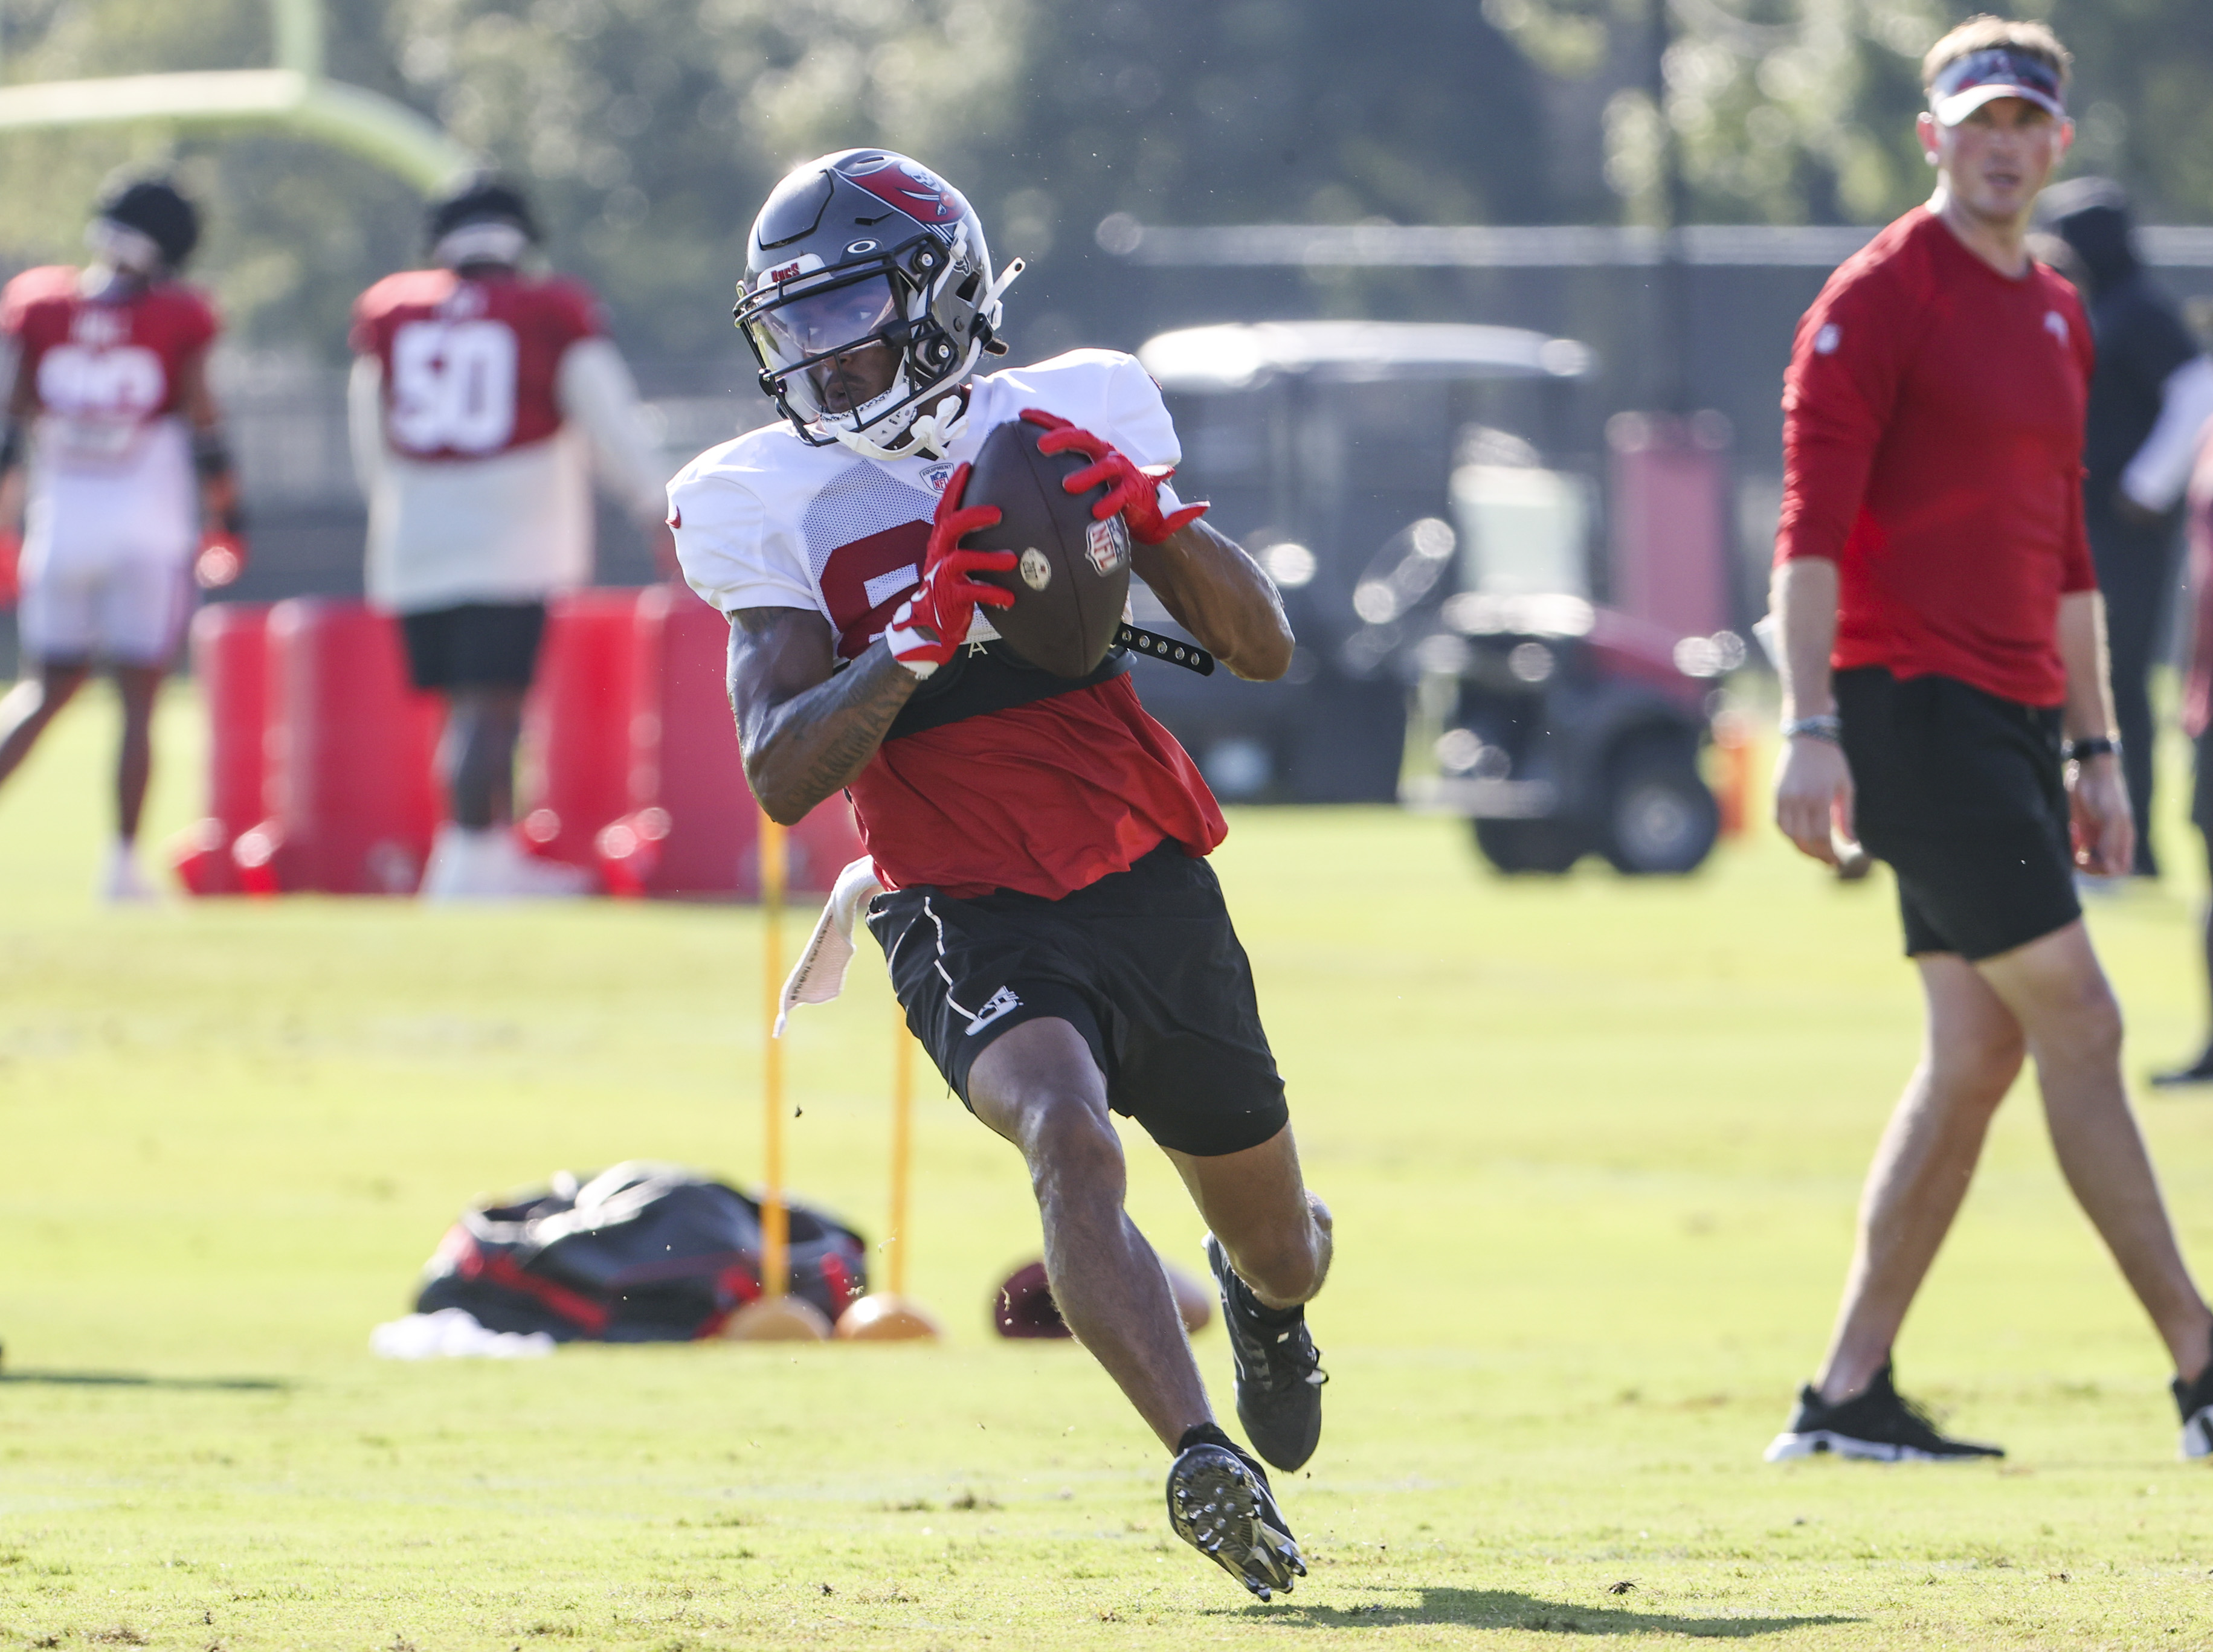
top-left (726, 606), bottom-right (918, 824)
top-left (1133, 519), bottom-right (1295, 682)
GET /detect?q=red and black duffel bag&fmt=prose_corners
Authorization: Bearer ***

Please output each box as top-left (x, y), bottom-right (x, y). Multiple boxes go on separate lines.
top-left (413, 1162), bottom-right (867, 1339)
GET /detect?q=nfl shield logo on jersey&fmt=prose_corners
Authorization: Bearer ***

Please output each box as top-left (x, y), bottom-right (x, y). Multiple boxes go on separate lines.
top-left (1085, 515), bottom-right (1129, 577)
top-left (921, 463), bottom-right (955, 495)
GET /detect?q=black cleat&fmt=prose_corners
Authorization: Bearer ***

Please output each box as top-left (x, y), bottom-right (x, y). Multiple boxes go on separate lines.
top-left (1764, 1361), bottom-right (2003, 1462)
top-left (1165, 1438), bottom-right (1305, 1601)
top-left (1206, 1233), bottom-right (1326, 1472)
top-left (2150, 1049), bottom-right (2213, 1088)
top-left (2171, 1335), bottom-right (2213, 1461)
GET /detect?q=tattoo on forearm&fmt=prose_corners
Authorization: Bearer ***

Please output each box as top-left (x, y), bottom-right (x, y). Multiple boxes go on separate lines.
top-left (732, 619), bottom-right (917, 817)
top-left (772, 656), bottom-right (912, 805)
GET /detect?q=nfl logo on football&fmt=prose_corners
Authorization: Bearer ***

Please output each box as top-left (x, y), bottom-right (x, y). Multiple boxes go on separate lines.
top-left (1085, 516), bottom-right (1129, 577)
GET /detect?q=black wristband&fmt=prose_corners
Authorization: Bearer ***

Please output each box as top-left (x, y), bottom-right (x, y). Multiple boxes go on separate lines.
top-left (2064, 735), bottom-right (2119, 762)
top-left (190, 427), bottom-right (233, 480)
top-left (0, 421), bottom-right (22, 472)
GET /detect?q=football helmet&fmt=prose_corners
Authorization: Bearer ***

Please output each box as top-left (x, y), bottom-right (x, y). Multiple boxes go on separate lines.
top-left (89, 176), bottom-right (199, 273)
top-left (425, 174), bottom-right (540, 269)
top-left (736, 150), bottom-right (1023, 459)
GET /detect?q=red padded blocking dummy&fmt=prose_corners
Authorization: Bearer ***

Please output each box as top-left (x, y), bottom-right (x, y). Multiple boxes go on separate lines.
top-left (520, 588), bottom-right (643, 870)
top-left (1606, 412), bottom-right (1731, 643)
top-left (596, 583), bottom-right (862, 898)
top-left (170, 602), bottom-right (272, 895)
top-left (238, 600), bottom-right (443, 895)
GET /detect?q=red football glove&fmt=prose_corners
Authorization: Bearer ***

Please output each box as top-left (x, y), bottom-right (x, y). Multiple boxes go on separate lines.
top-left (1019, 407), bottom-right (1208, 545)
top-left (0, 526), bottom-right (19, 611)
top-left (882, 461), bottom-right (1014, 678)
top-left (194, 526), bottom-right (248, 590)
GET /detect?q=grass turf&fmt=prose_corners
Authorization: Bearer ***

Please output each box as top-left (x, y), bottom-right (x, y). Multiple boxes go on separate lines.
top-left (5, 683), bottom-right (2213, 1648)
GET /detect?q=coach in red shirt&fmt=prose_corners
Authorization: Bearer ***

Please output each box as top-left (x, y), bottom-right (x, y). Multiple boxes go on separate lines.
top-left (1765, 18), bottom-right (2213, 1464)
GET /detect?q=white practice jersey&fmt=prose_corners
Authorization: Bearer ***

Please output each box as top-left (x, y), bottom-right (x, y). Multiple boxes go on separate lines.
top-left (669, 350), bottom-right (1182, 657)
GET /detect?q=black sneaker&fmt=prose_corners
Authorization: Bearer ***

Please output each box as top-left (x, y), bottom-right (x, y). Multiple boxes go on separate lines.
top-left (2171, 1340), bottom-right (2213, 1460)
top-left (1165, 1436), bottom-right (1305, 1601)
top-left (1205, 1233), bottom-right (1326, 1472)
top-left (1763, 1362), bottom-right (2003, 1462)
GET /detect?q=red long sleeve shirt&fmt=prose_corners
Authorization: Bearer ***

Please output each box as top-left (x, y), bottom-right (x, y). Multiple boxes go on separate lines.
top-left (1776, 207), bottom-right (2097, 708)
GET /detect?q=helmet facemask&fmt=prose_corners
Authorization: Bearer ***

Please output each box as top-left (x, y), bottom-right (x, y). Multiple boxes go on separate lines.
top-left (738, 223), bottom-right (1021, 460)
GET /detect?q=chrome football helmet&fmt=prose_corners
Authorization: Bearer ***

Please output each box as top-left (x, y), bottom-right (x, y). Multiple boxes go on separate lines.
top-left (736, 150), bottom-right (1023, 459)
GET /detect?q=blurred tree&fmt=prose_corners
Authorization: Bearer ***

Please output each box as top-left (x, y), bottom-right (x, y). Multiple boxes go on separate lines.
top-left (1, 0), bottom-right (2209, 365)
top-left (380, 0), bottom-right (1029, 361)
top-left (0, 0), bottom-right (433, 360)
top-left (998, 0), bottom-right (1552, 234)
top-left (1483, 0), bottom-right (2213, 230)
top-left (2044, 0), bottom-right (2213, 221)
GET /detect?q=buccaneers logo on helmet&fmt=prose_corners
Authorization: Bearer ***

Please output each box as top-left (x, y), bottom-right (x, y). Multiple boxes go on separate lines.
top-left (837, 154), bottom-right (965, 225)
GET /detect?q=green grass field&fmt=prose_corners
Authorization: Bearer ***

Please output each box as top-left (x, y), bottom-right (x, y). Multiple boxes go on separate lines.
top-left (6, 683), bottom-right (2213, 1650)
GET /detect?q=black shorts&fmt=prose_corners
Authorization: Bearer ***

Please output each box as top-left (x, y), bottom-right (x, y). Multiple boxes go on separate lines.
top-left (1837, 667), bottom-right (2080, 962)
top-left (865, 839), bottom-right (1289, 1157)
top-left (399, 602), bottom-right (547, 692)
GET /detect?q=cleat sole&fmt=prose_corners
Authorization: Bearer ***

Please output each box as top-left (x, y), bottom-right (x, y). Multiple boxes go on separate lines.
top-left (1167, 1445), bottom-right (1303, 1601)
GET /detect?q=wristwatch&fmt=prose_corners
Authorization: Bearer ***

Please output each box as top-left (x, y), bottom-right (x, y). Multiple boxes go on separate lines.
top-left (2064, 734), bottom-right (2121, 762)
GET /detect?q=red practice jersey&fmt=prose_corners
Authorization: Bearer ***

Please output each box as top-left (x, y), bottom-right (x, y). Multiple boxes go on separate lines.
top-left (1, 267), bottom-right (218, 464)
top-left (669, 350), bottom-right (1226, 900)
top-left (1776, 208), bottom-right (2097, 708)
top-left (350, 268), bottom-right (603, 461)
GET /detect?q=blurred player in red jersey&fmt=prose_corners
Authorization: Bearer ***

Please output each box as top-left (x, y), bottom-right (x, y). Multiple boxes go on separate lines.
top-left (671, 150), bottom-right (1328, 1599)
top-left (1764, 18), bottom-right (2213, 1464)
top-left (349, 176), bottom-right (672, 899)
top-left (0, 175), bottom-right (245, 902)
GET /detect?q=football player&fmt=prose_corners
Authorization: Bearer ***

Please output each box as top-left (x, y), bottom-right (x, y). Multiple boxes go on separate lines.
top-left (671, 151), bottom-right (1330, 1600)
top-left (0, 175), bottom-right (244, 901)
top-left (349, 175), bottom-right (672, 898)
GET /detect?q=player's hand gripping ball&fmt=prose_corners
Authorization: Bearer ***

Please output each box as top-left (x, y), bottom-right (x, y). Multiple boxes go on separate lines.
top-left (883, 461), bottom-right (1015, 680)
top-left (958, 413), bottom-right (1155, 679)
top-left (1017, 407), bottom-right (1208, 545)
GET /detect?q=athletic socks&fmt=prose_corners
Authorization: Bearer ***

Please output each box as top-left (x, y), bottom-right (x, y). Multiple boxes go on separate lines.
top-left (1177, 1422), bottom-right (1242, 1458)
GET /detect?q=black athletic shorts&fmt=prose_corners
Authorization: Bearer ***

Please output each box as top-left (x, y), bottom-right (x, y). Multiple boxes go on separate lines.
top-left (865, 838), bottom-right (1289, 1157)
top-left (399, 602), bottom-right (547, 692)
top-left (1837, 666), bottom-right (2080, 962)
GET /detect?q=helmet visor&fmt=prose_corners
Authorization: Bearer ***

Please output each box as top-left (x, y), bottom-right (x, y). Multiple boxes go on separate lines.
top-left (746, 272), bottom-right (901, 372)
top-left (742, 271), bottom-right (908, 425)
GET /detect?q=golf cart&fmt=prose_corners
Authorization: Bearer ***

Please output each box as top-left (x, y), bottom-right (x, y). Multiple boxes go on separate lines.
top-left (1135, 320), bottom-right (1727, 874)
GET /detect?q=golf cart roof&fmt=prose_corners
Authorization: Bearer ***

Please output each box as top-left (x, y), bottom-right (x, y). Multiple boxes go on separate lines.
top-left (1136, 321), bottom-right (1596, 393)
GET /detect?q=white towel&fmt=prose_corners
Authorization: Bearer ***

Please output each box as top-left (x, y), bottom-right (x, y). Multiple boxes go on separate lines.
top-left (775, 856), bottom-right (884, 1037)
top-left (370, 1306), bottom-right (556, 1360)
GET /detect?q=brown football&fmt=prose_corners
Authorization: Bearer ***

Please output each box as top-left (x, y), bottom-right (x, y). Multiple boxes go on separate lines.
top-left (961, 416), bottom-right (1132, 678)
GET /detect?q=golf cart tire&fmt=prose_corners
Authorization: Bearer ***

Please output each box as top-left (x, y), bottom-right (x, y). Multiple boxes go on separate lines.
top-left (1473, 817), bottom-right (1586, 876)
top-left (1601, 738), bottom-right (1719, 876)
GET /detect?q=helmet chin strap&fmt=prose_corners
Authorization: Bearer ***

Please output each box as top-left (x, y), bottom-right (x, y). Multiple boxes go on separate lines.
top-left (832, 387), bottom-right (970, 462)
top-left (901, 391), bottom-right (974, 460)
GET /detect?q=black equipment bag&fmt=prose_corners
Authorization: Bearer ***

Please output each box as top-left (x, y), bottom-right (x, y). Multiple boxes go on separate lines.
top-left (413, 1162), bottom-right (868, 1340)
